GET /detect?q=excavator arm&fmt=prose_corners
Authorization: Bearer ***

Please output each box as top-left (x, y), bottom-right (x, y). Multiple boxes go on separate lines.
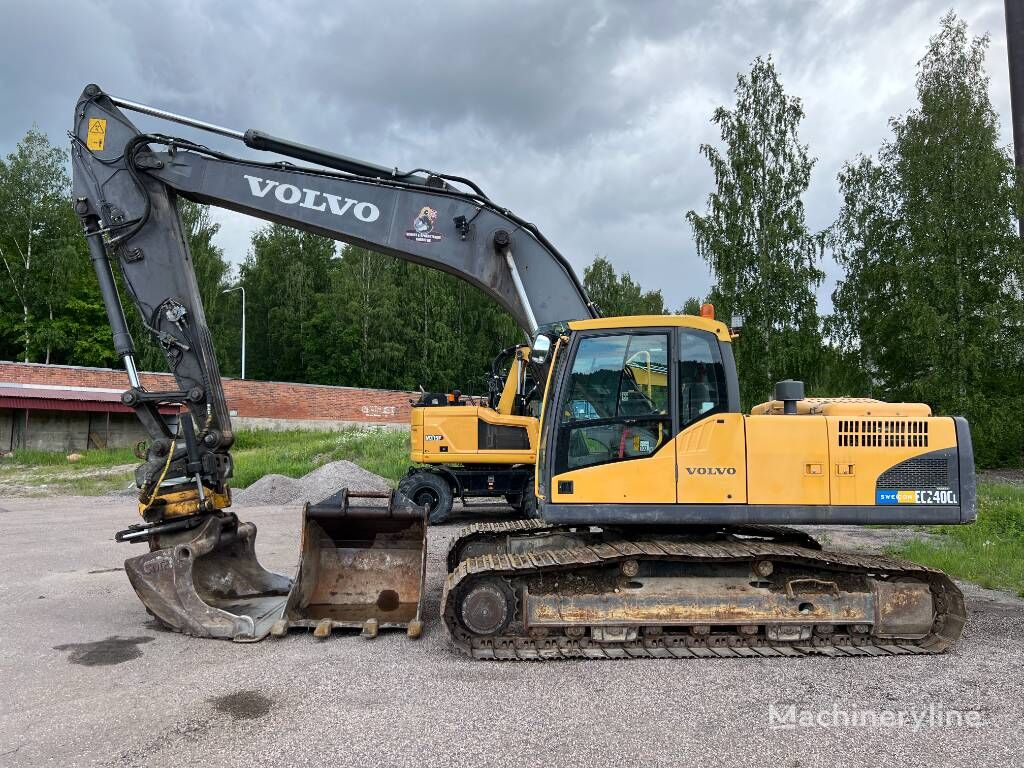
top-left (70, 84), bottom-right (595, 640)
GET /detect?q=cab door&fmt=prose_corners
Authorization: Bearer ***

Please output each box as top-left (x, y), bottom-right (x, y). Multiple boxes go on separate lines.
top-left (547, 330), bottom-right (676, 504)
top-left (675, 328), bottom-right (747, 504)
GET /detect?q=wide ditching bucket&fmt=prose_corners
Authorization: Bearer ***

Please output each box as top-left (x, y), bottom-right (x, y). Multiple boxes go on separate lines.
top-left (271, 489), bottom-right (428, 640)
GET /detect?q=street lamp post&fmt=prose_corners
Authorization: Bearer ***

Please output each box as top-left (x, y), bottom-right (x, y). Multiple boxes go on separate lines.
top-left (1007, 0), bottom-right (1024, 235)
top-left (222, 285), bottom-right (246, 379)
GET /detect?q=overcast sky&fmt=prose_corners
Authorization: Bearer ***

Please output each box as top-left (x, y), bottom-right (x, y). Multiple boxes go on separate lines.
top-left (0, 1), bottom-right (1013, 312)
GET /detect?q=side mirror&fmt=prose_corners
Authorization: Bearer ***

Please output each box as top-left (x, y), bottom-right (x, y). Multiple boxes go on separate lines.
top-left (530, 334), bottom-right (552, 365)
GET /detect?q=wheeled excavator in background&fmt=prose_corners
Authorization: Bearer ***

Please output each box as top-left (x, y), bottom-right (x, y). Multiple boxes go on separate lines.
top-left (73, 85), bottom-right (975, 658)
top-left (401, 342), bottom-right (542, 523)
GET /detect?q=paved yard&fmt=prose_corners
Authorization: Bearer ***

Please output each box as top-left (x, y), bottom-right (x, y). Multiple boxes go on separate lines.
top-left (1, 496), bottom-right (1022, 767)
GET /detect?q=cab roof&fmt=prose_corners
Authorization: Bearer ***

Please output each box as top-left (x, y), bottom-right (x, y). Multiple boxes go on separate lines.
top-left (567, 315), bottom-right (732, 342)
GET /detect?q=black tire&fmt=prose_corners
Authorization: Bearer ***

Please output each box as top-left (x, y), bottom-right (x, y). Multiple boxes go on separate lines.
top-left (398, 470), bottom-right (454, 525)
top-left (521, 478), bottom-right (538, 519)
top-left (504, 471), bottom-right (535, 516)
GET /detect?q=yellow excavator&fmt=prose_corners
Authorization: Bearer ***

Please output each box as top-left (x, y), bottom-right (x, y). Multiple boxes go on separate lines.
top-left (401, 343), bottom-right (541, 523)
top-left (72, 85), bottom-right (973, 658)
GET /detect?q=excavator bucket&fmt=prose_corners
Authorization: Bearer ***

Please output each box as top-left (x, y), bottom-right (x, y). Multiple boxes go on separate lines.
top-left (123, 514), bottom-right (293, 641)
top-left (271, 490), bottom-right (428, 640)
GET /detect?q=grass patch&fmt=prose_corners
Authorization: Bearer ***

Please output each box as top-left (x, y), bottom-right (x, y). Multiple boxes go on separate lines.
top-left (60, 472), bottom-right (136, 495)
top-left (230, 428), bottom-right (410, 487)
top-left (0, 427), bottom-right (412, 496)
top-left (890, 481), bottom-right (1024, 597)
top-left (0, 456), bottom-right (135, 497)
top-left (2, 446), bottom-right (136, 468)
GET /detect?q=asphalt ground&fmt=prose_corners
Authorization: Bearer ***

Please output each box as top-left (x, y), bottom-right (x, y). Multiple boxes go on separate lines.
top-left (1, 495), bottom-right (1022, 768)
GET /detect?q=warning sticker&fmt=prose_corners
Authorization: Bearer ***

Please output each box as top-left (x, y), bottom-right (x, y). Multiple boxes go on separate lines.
top-left (87, 118), bottom-right (107, 151)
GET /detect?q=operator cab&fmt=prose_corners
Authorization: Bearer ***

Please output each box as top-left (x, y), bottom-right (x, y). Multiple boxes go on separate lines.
top-left (533, 315), bottom-right (741, 512)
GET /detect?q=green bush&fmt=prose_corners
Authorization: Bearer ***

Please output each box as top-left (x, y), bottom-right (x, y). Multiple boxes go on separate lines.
top-left (892, 481), bottom-right (1024, 596)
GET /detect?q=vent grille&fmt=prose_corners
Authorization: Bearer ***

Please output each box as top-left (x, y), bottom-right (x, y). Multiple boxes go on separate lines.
top-left (837, 419), bottom-right (929, 448)
top-left (877, 455), bottom-right (950, 489)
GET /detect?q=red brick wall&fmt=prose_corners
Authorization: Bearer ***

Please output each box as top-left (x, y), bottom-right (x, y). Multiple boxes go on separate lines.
top-left (0, 361), bottom-right (413, 424)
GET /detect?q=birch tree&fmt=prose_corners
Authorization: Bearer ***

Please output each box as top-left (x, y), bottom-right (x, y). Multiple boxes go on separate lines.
top-left (831, 13), bottom-right (1024, 465)
top-left (0, 127), bottom-right (72, 362)
top-left (686, 57), bottom-right (824, 407)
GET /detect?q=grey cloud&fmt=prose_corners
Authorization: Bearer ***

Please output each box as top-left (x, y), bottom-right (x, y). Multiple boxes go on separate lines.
top-left (0, 0), bottom-right (1012, 312)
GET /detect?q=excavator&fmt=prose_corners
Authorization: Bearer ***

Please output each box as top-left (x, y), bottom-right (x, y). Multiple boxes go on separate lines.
top-left (73, 85), bottom-right (974, 658)
top-left (401, 342), bottom-right (541, 523)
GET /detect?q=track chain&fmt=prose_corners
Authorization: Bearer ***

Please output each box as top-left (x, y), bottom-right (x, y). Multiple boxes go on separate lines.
top-left (441, 528), bottom-right (966, 661)
top-left (446, 519), bottom-right (553, 572)
top-left (445, 519), bottom-right (820, 573)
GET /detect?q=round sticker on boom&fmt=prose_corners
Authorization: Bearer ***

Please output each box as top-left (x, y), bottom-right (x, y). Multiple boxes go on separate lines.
top-left (405, 206), bottom-right (443, 243)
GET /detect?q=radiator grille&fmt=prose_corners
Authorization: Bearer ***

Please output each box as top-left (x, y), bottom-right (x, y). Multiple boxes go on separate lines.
top-left (837, 419), bottom-right (929, 448)
top-left (877, 455), bottom-right (950, 489)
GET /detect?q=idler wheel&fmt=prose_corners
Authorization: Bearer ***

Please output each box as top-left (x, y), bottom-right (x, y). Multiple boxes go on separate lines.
top-left (459, 580), bottom-right (514, 636)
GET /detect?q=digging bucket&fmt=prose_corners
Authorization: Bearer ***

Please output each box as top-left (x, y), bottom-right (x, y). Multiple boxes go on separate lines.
top-left (271, 489), bottom-right (428, 640)
top-left (123, 513), bottom-right (293, 641)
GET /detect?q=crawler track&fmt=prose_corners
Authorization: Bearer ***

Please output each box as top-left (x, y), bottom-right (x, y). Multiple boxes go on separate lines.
top-left (445, 519), bottom-right (820, 573)
top-left (442, 521), bottom-right (965, 660)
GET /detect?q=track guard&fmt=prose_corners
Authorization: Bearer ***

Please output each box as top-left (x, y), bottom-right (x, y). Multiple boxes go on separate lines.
top-left (272, 489), bottom-right (428, 640)
top-left (123, 514), bottom-right (292, 641)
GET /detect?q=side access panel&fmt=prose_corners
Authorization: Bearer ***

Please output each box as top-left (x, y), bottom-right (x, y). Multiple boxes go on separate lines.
top-left (745, 416), bottom-right (830, 505)
top-left (412, 405), bottom-right (536, 464)
top-left (676, 413), bottom-right (747, 503)
top-left (826, 415), bottom-right (958, 505)
top-left (549, 443), bottom-right (676, 504)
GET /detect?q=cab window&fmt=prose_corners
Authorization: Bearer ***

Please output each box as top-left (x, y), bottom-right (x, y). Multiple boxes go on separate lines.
top-left (678, 328), bottom-right (728, 429)
top-left (555, 332), bottom-right (671, 473)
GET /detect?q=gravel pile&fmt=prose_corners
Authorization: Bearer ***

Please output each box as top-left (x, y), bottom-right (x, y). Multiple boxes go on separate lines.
top-left (233, 460), bottom-right (390, 507)
top-left (233, 474), bottom-right (301, 506)
top-left (290, 460), bottom-right (391, 504)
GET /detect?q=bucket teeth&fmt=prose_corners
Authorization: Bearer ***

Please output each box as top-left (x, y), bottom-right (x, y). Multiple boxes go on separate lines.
top-left (361, 618), bottom-right (379, 638)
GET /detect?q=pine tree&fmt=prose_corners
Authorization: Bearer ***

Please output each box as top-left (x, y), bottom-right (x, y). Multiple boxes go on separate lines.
top-left (686, 57), bottom-right (824, 407)
top-left (831, 13), bottom-right (1024, 466)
